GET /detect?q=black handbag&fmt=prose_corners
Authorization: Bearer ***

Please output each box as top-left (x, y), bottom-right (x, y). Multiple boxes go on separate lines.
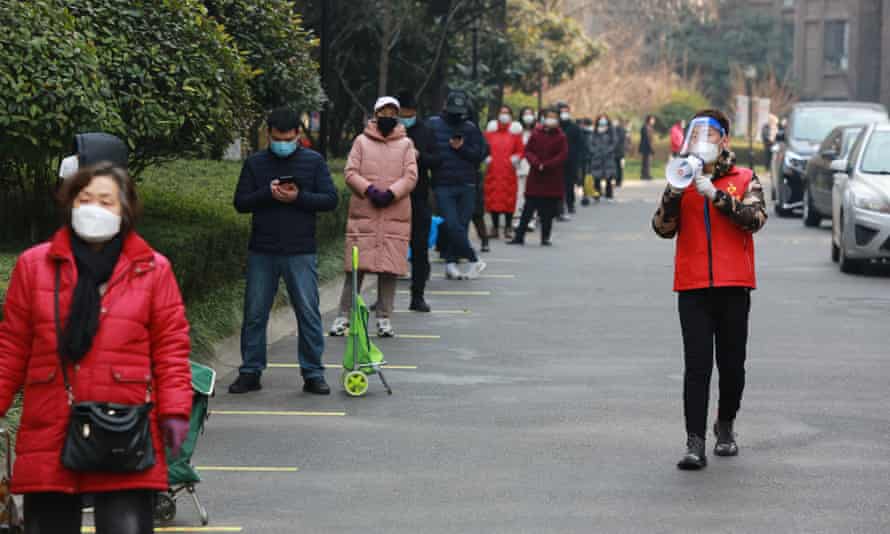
top-left (54, 266), bottom-right (156, 473)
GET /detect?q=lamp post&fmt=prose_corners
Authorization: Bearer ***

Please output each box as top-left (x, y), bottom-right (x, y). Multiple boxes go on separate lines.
top-left (744, 65), bottom-right (757, 170)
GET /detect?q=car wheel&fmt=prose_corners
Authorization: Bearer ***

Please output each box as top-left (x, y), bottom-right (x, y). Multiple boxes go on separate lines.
top-left (838, 216), bottom-right (864, 274)
top-left (803, 186), bottom-right (821, 227)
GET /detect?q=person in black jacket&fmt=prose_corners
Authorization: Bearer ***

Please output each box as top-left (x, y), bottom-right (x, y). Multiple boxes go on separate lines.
top-left (557, 102), bottom-right (583, 219)
top-left (397, 91), bottom-right (441, 312)
top-left (229, 107), bottom-right (339, 396)
top-left (614, 119), bottom-right (627, 188)
top-left (639, 115), bottom-right (656, 180)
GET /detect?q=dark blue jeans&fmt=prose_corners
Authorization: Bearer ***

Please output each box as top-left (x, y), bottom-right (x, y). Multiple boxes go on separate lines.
top-left (240, 252), bottom-right (325, 379)
top-left (434, 183), bottom-right (478, 264)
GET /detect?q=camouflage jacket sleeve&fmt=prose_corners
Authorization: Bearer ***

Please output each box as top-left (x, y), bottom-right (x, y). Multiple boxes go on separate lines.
top-left (652, 186), bottom-right (684, 239)
top-left (712, 173), bottom-right (768, 233)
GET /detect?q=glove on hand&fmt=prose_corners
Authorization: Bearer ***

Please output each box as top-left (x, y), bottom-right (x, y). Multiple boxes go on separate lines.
top-left (695, 174), bottom-right (717, 200)
top-left (366, 185), bottom-right (395, 208)
top-left (161, 416), bottom-right (190, 459)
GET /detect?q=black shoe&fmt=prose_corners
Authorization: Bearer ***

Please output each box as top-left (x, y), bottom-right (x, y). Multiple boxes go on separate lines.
top-left (506, 238), bottom-right (524, 246)
top-left (228, 373), bottom-right (261, 394)
top-left (409, 294), bottom-right (431, 312)
top-left (303, 378), bottom-right (331, 395)
top-left (713, 421), bottom-right (739, 457)
top-left (541, 239), bottom-right (553, 247)
top-left (677, 434), bottom-right (707, 470)
top-left (581, 197), bottom-right (591, 206)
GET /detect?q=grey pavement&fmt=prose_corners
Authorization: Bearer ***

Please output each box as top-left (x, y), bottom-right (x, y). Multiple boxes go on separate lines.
top-left (190, 179), bottom-right (890, 534)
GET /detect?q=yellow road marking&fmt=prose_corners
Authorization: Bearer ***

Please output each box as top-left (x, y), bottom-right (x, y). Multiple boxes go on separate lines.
top-left (428, 274), bottom-right (515, 280)
top-left (197, 466), bottom-right (299, 472)
top-left (268, 363), bottom-right (418, 370)
top-left (397, 290), bottom-right (491, 296)
top-left (83, 528), bottom-right (242, 533)
top-left (211, 410), bottom-right (345, 417)
top-left (393, 309), bottom-right (470, 314)
top-left (326, 333), bottom-right (440, 339)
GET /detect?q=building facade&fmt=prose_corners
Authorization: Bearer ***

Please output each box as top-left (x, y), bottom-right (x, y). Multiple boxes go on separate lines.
top-left (793, 0), bottom-right (890, 108)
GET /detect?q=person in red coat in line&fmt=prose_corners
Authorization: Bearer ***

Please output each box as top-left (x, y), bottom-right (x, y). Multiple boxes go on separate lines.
top-left (0, 164), bottom-right (193, 533)
top-left (483, 105), bottom-right (525, 241)
top-left (507, 107), bottom-right (568, 246)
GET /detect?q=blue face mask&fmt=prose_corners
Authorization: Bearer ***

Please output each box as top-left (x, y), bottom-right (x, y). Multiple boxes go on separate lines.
top-left (270, 140), bottom-right (298, 158)
top-left (399, 116), bottom-right (417, 128)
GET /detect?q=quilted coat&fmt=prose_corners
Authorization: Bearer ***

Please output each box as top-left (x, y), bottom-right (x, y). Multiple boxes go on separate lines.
top-left (523, 125), bottom-right (568, 198)
top-left (344, 120), bottom-right (419, 275)
top-left (0, 228), bottom-right (192, 494)
top-left (483, 120), bottom-right (524, 213)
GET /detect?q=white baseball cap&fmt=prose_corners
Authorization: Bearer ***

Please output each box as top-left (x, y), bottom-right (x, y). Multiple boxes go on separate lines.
top-left (374, 96), bottom-right (400, 112)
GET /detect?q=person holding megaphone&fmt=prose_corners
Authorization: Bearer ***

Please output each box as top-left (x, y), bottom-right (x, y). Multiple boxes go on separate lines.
top-left (652, 109), bottom-right (767, 471)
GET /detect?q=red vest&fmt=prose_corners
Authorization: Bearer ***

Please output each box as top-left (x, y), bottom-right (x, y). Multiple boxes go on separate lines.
top-left (674, 166), bottom-right (757, 291)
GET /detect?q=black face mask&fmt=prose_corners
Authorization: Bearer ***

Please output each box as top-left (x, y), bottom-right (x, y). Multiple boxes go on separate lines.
top-left (377, 117), bottom-right (398, 137)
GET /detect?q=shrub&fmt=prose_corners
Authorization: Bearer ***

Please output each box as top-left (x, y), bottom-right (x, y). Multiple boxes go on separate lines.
top-left (654, 90), bottom-right (711, 134)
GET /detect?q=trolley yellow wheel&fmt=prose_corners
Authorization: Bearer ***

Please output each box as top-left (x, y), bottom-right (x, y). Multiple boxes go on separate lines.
top-left (343, 370), bottom-right (369, 397)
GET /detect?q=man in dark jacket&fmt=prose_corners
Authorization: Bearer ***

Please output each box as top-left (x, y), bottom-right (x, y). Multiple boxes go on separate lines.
top-left (614, 120), bottom-right (627, 187)
top-left (639, 115), bottom-right (656, 180)
top-left (397, 91), bottom-right (441, 312)
top-left (427, 90), bottom-right (487, 281)
top-left (229, 107), bottom-right (339, 396)
top-left (556, 102), bottom-right (582, 218)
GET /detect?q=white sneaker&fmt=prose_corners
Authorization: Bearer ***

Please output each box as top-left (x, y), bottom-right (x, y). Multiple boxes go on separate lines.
top-left (329, 316), bottom-right (349, 336)
top-left (464, 260), bottom-right (487, 280)
top-left (445, 262), bottom-right (463, 280)
top-left (376, 318), bottom-right (394, 338)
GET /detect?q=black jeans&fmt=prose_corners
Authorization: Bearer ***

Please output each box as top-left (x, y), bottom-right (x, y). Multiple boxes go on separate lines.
top-left (563, 166), bottom-right (577, 212)
top-left (24, 490), bottom-right (154, 534)
top-left (410, 190), bottom-right (432, 296)
top-left (641, 152), bottom-right (652, 180)
top-left (678, 287), bottom-right (751, 438)
top-left (614, 157), bottom-right (624, 187)
top-left (515, 196), bottom-right (559, 243)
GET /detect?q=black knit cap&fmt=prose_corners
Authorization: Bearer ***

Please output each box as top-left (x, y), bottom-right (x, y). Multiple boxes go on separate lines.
top-left (397, 91), bottom-right (417, 110)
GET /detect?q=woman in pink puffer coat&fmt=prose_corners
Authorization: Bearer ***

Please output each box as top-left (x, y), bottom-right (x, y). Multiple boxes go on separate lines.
top-left (330, 96), bottom-right (418, 338)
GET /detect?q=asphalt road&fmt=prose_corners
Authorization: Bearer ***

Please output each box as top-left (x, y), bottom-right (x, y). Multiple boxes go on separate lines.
top-left (185, 179), bottom-right (890, 534)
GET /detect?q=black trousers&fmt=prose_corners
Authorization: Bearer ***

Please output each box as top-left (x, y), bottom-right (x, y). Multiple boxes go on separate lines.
top-left (678, 287), bottom-right (751, 438)
top-left (614, 157), bottom-right (624, 187)
top-left (563, 166), bottom-right (577, 212)
top-left (24, 490), bottom-right (154, 534)
top-left (515, 196), bottom-right (559, 242)
top-left (641, 152), bottom-right (652, 180)
top-left (594, 175), bottom-right (615, 199)
top-left (410, 191), bottom-right (432, 296)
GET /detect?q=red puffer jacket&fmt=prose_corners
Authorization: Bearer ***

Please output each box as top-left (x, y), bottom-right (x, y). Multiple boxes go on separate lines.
top-left (0, 228), bottom-right (192, 494)
top-left (483, 121), bottom-right (524, 213)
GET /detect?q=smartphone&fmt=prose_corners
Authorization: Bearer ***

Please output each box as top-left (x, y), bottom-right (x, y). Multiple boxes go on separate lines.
top-left (277, 176), bottom-right (297, 185)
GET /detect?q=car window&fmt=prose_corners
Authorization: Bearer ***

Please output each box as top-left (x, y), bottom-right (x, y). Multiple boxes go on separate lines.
top-left (791, 108), bottom-right (888, 142)
top-left (860, 131), bottom-right (890, 174)
top-left (820, 130), bottom-right (840, 154)
top-left (841, 128), bottom-right (863, 157)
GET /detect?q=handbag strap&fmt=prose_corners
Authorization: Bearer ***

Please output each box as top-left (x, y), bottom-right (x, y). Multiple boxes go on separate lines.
top-left (54, 264), bottom-right (75, 406)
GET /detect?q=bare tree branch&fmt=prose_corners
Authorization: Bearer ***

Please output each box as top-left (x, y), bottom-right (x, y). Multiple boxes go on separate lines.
top-left (415, 0), bottom-right (469, 101)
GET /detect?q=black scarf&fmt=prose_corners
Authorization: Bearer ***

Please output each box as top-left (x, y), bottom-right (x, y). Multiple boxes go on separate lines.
top-left (60, 233), bottom-right (124, 362)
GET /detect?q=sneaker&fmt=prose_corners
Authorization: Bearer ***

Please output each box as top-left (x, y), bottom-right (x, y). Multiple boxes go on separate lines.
top-left (480, 243), bottom-right (491, 253)
top-left (377, 318), bottom-right (395, 337)
top-left (677, 434), bottom-right (708, 470)
top-left (581, 196), bottom-right (591, 206)
top-left (228, 373), bottom-right (261, 394)
top-left (445, 262), bottom-right (463, 280)
top-left (541, 239), bottom-right (553, 247)
top-left (713, 421), bottom-right (739, 457)
top-left (302, 377), bottom-right (331, 395)
top-left (409, 293), bottom-right (431, 312)
top-left (506, 238), bottom-right (524, 246)
top-left (528, 220), bottom-right (536, 232)
top-left (464, 260), bottom-right (487, 280)
top-left (557, 214), bottom-right (572, 222)
top-left (329, 316), bottom-right (349, 336)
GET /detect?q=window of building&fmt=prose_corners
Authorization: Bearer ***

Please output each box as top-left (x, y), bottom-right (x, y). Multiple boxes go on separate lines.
top-left (823, 20), bottom-right (849, 72)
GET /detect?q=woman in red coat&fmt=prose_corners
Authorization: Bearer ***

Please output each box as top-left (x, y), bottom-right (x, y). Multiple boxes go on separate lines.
top-left (483, 105), bottom-right (524, 240)
top-left (0, 164), bottom-right (193, 533)
top-left (507, 108), bottom-right (568, 247)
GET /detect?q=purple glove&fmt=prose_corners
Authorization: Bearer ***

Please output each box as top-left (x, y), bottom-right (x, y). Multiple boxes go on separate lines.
top-left (366, 185), bottom-right (395, 208)
top-left (161, 416), bottom-right (190, 458)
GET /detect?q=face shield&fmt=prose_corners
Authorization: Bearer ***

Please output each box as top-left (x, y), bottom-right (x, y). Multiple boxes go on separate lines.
top-left (680, 117), bottom-right (727, 164)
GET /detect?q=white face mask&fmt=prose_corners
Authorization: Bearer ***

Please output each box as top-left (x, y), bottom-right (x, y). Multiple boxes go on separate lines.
top-left (498, 113), bottom-right (512, 125)
top-left (71, 204), bottom-right (122, 243)
top-left (596, 126), bottom-right (607, 134)
top-left (59, 155), bottom-right (79, 180)
top-left (522, 114), bottom-right (535, 125)
top-left (560, 112), bottom-right (571, 121)
top-left (544, 117), bottom-right (559, 129)
top-left (689, 142), bottom-right (721, 164)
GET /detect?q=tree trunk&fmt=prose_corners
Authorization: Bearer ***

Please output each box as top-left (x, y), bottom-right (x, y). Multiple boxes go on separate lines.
top-left (487, 0), bottom-right (507, 120)
top-left (377, 0), bottom-right (392, 96)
